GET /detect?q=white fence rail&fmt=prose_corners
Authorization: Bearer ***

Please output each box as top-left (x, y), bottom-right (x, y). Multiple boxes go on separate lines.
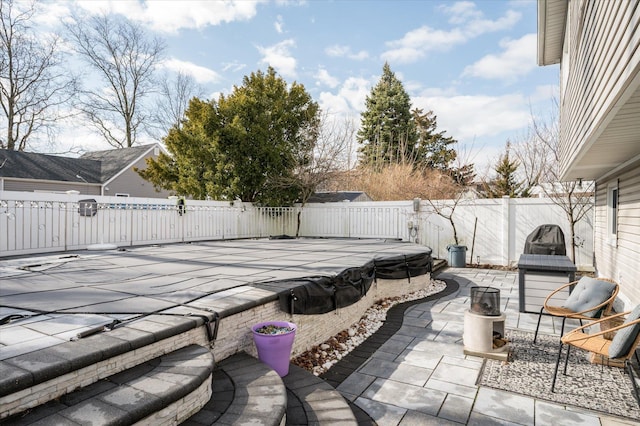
top-left (0, 192), bottom-right (594, 269)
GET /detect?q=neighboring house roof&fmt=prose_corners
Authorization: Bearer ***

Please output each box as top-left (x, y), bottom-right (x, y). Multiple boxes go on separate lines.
top-left (307, 191), bottom-right (372, 203)
top-left (80, 144), bottom-right (156, 183)
top-left (0, 144), bottom-right (161, 186)
top-left (0, 149), bottom-right (102, 183)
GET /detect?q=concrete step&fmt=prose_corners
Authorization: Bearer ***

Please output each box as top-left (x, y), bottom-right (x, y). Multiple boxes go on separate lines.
top-left (183, 352), bottom-right (360, 426)
top-left (0, 314), bottom-right (210, 420)
top-left (182, 352), bottom-right (287, 425)
top-left (283, 364), bottom-right (358, 425)
top-left (2, 344), bottom-right (215, 425)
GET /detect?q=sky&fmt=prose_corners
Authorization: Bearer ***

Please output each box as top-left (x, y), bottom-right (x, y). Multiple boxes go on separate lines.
top-left (35, 0), bottom-right (560, 178)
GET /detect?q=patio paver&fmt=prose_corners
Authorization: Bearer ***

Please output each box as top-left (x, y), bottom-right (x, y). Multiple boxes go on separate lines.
top-left (334, 268), bottom-right (640, 425)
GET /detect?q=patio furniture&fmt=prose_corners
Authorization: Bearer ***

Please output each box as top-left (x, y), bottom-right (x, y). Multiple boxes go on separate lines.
top-left (533, 276), bottom-right (618, 343)
top-left (551, 306), bottom-right (640, 406)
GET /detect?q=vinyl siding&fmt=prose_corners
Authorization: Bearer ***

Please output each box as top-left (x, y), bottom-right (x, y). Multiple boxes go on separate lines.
top-left (559, 0), bottom-right (640, 176)
top-left (104, 153), bottom-right (173, 199)
top-left (2, 179), bottom-right (101, 195)
top-left (594, 163), bottom-right (640, 307)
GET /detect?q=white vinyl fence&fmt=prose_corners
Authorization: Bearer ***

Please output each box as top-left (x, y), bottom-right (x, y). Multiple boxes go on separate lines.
top-left (0, 191), bottom-right (594, 269)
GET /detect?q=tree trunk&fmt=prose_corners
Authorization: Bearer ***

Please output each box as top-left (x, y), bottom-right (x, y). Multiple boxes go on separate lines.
top-left (450, 216), bottom-right (459, 245)
top-left (569, 219), bottom-right (577, 263)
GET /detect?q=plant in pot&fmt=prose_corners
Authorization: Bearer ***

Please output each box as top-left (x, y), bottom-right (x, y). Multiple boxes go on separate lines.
top-left (251, 321), bottom-right (297, 377)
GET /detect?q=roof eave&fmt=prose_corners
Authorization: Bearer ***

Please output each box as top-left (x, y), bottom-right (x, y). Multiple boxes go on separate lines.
top-left (537, 0), bottom-right (567, 66)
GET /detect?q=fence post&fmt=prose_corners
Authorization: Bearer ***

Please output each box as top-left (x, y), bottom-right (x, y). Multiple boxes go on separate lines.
top-left (63, 200), bottom-right (68, 252)
top-left (502, 196), bottom-right (510, 266)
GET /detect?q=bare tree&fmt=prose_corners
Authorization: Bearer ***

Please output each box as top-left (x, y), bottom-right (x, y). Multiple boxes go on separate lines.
top-left (150, 71), bottom-right (204, 138)
top-left (511, 127), bottom-right (549, 196)
top-left (271, 112), bottom-right (355, 236)
top-left (0, 0), bottom-right (77, 151)
top-left (66, 13), bottom-right (165, 148)
top-left (297, 114), bottom-right (355, 203)
top-left (424, 174), bottom-right (466, 245)
top-left (513, 98), bottom-right (594, 262)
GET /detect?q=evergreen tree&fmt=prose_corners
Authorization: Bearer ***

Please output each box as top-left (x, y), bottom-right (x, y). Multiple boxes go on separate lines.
top-left (357, 63), bottom-right (416, 167)
top-left (217, 67), bottom-right (319, 205)
top-left (137, 98), bottom-right (227, 199)
top-left (413, 108), bottom-right (475, 185)
top-left (413, 108), bottom-right (457, 170)
top-left (138, 67), bottom-right (320, 206)
top-left (485, 142), bottom-right (523, 198)
top-left (451, 163), bottom-right (476, 186)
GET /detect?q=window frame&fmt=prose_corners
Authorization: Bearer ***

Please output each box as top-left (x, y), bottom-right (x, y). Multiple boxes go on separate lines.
top-left (607, 182), bottom-right (618, 246)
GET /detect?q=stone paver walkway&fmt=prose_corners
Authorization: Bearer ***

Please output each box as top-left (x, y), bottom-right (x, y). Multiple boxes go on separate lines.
top-left (335, 268), bottom-right (640, 426)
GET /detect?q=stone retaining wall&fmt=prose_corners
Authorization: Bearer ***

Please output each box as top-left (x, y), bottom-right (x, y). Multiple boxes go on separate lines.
top-left (213, 274), bottom-right (431, 361)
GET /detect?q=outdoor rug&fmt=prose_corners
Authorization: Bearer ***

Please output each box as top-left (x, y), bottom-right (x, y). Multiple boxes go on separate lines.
top-left (478, 330), bottom-right (640, 420)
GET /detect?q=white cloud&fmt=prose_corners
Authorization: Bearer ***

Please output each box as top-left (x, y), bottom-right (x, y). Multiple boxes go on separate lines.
top-left (440, 1), bottom-right (483, 25)
top-left (257, 39), bottom-right (297, 78)
top-left (34, 2), bottom-right (73, 27)
top-left (412, 91), bottom-right (536, 176)
top-left (413, 93), bottom-right (530, 140)
top-left (275, 15), bottom-right (284, 33)
top-left (462, 34), bottom-right (537, 80)
top-left (318, 76), bottom-right (372, 115)
top-left (75, 0), bottom-right (264, 33)
top-left (161, 58), bottom-right (221, 83)
top-left (222, 61), bottom-right (247, 73)
top-left (325, 44), bottom-right (369, 60)
top-left (531, 84), bottom-right (559, 103)
top-left (382, 6), bottom-right (521, 64)
top-left (325, 45), bottom-right (348, 57)
top-left (315, 68), bottom-right (340, 89)
top-left (382, 27), bottom-right (466, 63)
top-left (465, 10), bottom-right (521, 37)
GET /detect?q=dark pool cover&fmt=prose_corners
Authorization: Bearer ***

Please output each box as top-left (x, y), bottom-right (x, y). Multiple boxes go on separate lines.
top-left (278, 250), bottom-right (432, 314)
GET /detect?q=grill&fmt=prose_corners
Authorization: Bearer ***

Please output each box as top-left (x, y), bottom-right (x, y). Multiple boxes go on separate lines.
top-left (523, 224), bottom-right (566, 256)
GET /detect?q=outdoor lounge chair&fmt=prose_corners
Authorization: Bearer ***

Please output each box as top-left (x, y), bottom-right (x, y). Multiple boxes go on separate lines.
top-left (551, 306), bottom-right (640, 406)
top-left (534, 277), bottom-right (619, 343)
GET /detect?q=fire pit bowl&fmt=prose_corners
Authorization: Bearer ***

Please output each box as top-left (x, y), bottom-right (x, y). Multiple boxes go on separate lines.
top-left (470, 286), bottom-right (500, 316)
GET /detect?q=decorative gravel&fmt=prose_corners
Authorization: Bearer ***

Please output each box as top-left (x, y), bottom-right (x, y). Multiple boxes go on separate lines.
top-left (255, 325), bottom-right (294, 335)
top-left (291, 279), bottom-right (446, 376)
top-left (479, 330), bottom-right (640, 420)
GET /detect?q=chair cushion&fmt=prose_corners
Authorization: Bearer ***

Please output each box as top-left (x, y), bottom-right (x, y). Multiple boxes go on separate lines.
top-left (562, 277), bottom-right (616, 318)
top-left (609, 305), bottom-right (640, 359)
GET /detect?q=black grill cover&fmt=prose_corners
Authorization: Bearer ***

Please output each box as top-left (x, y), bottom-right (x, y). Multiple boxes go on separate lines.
top-left (523, 224), bottom-right (566, 255)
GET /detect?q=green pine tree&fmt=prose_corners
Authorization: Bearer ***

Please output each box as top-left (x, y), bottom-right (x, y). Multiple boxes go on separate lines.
top-left (486, 143), bottom-right (523, 198)
top-left (357, 63), bottom-right (416, 168)
top-left (413, 108), bottom-right (457, 170)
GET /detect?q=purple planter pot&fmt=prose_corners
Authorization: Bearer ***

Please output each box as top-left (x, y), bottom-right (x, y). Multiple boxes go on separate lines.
top-left (251, 321), bottom-right (297, 377)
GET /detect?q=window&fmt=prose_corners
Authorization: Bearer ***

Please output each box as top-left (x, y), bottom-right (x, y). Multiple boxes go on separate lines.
top-left (115, 193), bottom-right (130, 197)
top-left (608, 183), bottom-right (618, 245)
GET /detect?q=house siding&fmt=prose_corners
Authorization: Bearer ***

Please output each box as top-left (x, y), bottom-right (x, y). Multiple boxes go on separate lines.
top-left (594, 163), bottom-right (640, 308)
top-left (559, 0), bottom-right (640, 177)
top-left (2, 179), bottom-right (101, 195)
top-left (104, 153), bottom-right (173, 198)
